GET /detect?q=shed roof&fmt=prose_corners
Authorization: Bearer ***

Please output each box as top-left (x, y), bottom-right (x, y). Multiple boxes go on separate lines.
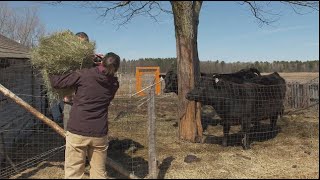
top-left (0, 34), bottom-right (30, 59)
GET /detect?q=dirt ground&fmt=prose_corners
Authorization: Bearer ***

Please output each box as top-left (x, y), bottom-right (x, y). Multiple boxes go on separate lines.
top-left (3, 73), bottom-right (319, 179)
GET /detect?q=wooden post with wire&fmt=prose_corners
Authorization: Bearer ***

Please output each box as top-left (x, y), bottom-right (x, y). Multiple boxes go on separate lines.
top-left (147, 80), bottom-right (158, 179)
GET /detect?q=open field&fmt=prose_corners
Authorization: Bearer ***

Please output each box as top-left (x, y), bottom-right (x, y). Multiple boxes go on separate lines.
top-left (264, 72), bottom-right (319, 83)
top-left (116, 72), bottom-right (320, 96)
top-left (3, 72), bottom-right (319, 179)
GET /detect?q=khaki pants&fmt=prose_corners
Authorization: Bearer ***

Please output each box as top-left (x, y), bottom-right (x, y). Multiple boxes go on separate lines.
top-left (65, 131), bottom-right (108, 179)
top-left (63, 103), bottom-right (72, 131)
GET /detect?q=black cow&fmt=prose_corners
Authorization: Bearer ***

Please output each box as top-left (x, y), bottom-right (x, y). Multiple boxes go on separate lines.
top-left (163, 68), bottom-right (261, 94)
top-left (209, 68), bottom-right (261, 84)
top-left (186, 72), bottom-right (286, 149)
top-left (163, 70), bottom-right (179, 94)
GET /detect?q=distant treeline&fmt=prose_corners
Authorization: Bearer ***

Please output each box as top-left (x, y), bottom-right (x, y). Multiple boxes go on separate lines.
top-left (118, 58), bottom-right (319, 74)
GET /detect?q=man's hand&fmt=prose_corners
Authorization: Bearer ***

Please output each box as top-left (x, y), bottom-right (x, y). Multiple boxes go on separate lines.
top-left (93, 53), bottom-right (104, 65)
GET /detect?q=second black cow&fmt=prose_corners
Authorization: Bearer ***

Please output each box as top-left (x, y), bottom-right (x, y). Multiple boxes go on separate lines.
top-left (186, 72), bottom-right (286, 150)
top-left (163, 68), bottom-right (261, 94)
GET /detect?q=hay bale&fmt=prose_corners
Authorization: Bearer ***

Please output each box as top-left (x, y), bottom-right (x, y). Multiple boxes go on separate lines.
top-left (31, 30), bottom-right (95, 103)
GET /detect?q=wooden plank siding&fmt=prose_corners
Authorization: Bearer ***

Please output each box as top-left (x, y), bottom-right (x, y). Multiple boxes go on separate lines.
top-left (285, 79), bottom-right (319, 109)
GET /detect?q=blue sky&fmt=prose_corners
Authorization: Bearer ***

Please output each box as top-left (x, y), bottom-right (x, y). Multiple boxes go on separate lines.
top-left (7, 1), bottom-right (319, 62)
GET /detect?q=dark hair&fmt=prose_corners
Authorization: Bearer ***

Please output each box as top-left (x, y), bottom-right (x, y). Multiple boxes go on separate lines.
top-left (102, 52), bottom-right (120, 76)
top-left (75, 32), bottom-right (89, 42)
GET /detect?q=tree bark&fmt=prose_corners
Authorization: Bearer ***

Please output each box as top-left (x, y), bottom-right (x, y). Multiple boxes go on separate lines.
top-left (171, 1), bottom-right (203, 142)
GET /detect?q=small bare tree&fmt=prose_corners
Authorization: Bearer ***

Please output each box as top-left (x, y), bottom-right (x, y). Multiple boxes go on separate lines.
top-left (0, 2), bottom-right (45, 48)
top-left (0, 2), bottom-right (12, 34)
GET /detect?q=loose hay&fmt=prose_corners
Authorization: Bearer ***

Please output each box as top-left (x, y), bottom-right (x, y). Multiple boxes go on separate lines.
top-left (31, 30), bottom-right (95, 103)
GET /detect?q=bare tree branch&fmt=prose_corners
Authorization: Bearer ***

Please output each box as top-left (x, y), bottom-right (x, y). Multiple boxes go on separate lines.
top-left (240, 1), bottom-right (319, 26)
top-left (154, 1), bottom-right (173, 14)
top-left (280, 1), bottom-right (319, 15)
top-left (281, 1), bottom-right (319, 11)
top-left (50, 1), bottom-right (172, 28)
top-left (242, 1), bottom-right (277, 26)
top-left (119, 1), bottom-right (150, 26)
top-left (0, 3), bottom-right (45, 47)
top-left (50, 1), bottom-right (317, 28)
top-left (0, 2), bottom-right (10, 34)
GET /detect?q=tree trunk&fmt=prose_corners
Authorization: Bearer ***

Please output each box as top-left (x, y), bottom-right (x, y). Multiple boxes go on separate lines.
top-left (171, 1), bottom-right (203, 142)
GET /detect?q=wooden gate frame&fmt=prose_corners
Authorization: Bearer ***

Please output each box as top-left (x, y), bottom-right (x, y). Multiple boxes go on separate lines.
top-left (136, 67), bottom-right (160, 96)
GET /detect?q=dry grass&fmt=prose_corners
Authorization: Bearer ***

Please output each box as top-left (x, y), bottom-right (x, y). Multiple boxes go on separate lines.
top-left (263, 72), bottom-right (319, 83)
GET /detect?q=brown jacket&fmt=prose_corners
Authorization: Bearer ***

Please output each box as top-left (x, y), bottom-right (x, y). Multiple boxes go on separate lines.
top-left (50, 67), bottom-right (119, 137)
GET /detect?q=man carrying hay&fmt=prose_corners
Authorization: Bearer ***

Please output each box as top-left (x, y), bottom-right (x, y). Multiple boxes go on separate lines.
top-left (32, 30), bottom-right (118, 179)
top-left (31, 30), bottom-right (96, 119)
top-left (62, 32), bottom-right (91, 131)
top-left (50, 52), bottom-right (120, 179)
top-left (62, 32), bottom-right (105, 131)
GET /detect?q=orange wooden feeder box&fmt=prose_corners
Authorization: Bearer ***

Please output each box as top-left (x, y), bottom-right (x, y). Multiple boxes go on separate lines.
top-left (136, 67), bottom-right (161, 96)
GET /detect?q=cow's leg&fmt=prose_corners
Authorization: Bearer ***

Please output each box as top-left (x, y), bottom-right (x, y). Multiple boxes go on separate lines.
top-left (222, 123), bottom-right (230, 147)
top-left (241, 121), bottom-right (251, 150)
top-left (202, 119), bottom-right (208, 132)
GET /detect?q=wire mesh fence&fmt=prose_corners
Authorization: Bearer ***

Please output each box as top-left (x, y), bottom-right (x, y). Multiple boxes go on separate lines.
top-left (0, 59), bottom-right (65, 178)
top-left (0, 58), bottom-right (319, 179)
top-left (160, 68), bottom-right (319, 178)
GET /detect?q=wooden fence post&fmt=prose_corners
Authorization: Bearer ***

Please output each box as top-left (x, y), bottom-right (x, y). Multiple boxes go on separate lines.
top-left (148, 83), bottom-right (157, 179)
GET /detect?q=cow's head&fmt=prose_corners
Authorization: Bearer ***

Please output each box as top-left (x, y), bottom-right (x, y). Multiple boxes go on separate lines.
top-left (186, 86), bottom-right (206, 102)
top-left (235, 68), bottom-right (261, 80)
top-left (163, 70), bottom-right (178, 94)
top-left (186, 77), bottom-right (217, 104)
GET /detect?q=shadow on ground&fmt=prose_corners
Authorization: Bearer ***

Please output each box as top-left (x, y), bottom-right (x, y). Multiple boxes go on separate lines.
top-left (203, 124), bottom-right (281, 147)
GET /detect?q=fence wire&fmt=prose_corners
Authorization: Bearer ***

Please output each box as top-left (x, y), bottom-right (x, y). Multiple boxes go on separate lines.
top-left (0, 59), bottom-right (319, 179)
top-left (0, 59), bottom-right (65, 178)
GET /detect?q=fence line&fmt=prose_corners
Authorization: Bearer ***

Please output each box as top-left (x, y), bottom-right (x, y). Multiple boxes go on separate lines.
top-left (1, 60), bottom-right (319, 178)
top-left (285, 78), bottom-right (319, 110)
